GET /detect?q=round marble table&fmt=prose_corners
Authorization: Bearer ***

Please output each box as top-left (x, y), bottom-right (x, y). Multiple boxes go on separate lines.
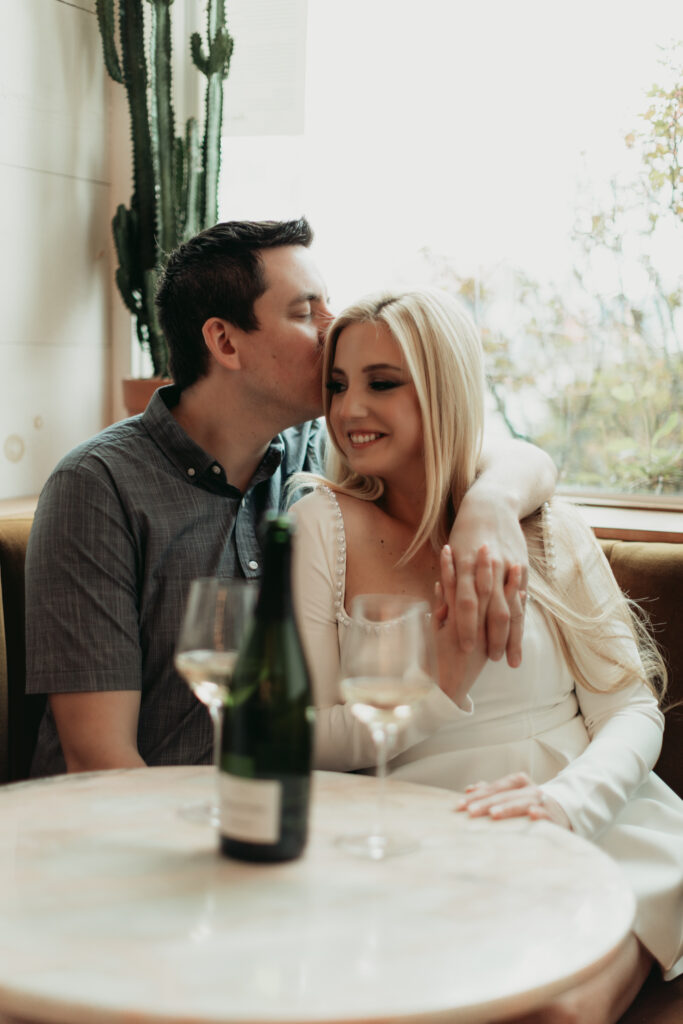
top-left (0, 767), bottom-right (634, 1024)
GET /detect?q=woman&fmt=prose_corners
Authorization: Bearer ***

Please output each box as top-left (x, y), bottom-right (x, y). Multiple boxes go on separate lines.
top-left (290, 288), bottom-right (683, 1023)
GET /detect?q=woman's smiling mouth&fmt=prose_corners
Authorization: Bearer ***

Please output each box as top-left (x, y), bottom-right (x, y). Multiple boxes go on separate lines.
top-left (348, 432), bottom-right (385, 448)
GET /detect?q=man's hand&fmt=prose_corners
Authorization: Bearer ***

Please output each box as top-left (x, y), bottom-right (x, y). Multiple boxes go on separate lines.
top-left (456, 772), bottom-right (571, 829)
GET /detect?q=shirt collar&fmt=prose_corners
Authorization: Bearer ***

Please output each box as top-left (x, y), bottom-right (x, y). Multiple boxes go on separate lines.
top-left (142, 385), bottom-right (284, 496)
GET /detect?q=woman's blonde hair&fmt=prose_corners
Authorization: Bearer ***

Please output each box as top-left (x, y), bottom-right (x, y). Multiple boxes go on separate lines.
top-left (318, 288), bottom-right (485, 564)
top-left (292, 287), bottom-right (667, 700)
top-left (524, 501), bottom-right (667, 700)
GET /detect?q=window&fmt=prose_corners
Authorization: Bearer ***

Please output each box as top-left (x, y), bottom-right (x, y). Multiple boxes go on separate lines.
top-left (220, 0), bottom-right (683, 505)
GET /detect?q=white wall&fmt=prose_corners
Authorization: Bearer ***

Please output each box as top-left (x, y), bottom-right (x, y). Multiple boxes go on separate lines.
top-left (0, 0), bottom-right (111, 500)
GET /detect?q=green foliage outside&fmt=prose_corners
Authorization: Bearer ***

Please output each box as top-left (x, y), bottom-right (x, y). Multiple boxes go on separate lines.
top-left (425, 44), bottom-right (683, 497)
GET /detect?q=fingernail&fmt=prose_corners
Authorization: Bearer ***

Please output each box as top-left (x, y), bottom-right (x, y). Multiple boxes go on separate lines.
top-left (489, 805), bottom-right (502, 816)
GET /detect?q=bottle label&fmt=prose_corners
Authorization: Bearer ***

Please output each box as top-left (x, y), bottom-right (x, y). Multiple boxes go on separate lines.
top-left (219, 773), bottom-right (282, 844)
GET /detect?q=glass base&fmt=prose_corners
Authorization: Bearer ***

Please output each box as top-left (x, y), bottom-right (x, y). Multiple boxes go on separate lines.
top-left (335, 831), bottom-right (418, 860)
top-left (178, 800), bottom-right (219, 828)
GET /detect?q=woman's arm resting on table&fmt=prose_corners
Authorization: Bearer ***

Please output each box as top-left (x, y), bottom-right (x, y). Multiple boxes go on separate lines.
top-left (455, 686), bottom-right (663, 838)
top-left (50, 691), bottom-right (145, 772)
top-left (456, 772), bottom-right (572, 828)
top-left (457, 503), bottom-right (664, 838)
top-left (448, 438), bottom-right (557, 665)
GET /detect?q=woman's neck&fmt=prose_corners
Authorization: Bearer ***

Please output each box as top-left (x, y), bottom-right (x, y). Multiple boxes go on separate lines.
top-left (376, 478), bottom-right (427, 531)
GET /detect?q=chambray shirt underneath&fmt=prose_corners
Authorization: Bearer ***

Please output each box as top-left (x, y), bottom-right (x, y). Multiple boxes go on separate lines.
top-left (26, 386), bottom-right (325, 776)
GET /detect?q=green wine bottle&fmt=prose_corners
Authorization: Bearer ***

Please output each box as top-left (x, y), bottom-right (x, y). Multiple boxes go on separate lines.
top-left (219, 513), bottom-right (314, 862)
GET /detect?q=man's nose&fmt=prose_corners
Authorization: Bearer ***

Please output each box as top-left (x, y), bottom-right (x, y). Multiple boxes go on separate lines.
top-left (317, 308), bottom-right (335, 343)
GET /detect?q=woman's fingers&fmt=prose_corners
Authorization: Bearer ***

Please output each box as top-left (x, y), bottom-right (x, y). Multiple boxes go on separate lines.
top-left (475, 544), bottom-right (493, 624)
top-left (460, 771), bottom-right (532, 802)
top-left (456, 775), bottom-right (571, 829)
top-left (439, 543), bottom-right (492, 651)
top-left (432, 580), bottom-right (448, 626)
top-left (504, 565), bottom-right (525, 668)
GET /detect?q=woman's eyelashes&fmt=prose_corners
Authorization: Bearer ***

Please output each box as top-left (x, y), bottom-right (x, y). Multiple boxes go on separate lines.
top-left (325, 378), bottom-right (403, 395)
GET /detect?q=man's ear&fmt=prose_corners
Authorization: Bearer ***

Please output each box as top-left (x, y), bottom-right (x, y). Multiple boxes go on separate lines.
top-left (202, 317), bottom-right (242, 369)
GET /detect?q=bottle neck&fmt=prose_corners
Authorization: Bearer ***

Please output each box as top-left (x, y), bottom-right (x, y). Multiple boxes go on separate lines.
top-left (256, 539), bottom-right (293, 620)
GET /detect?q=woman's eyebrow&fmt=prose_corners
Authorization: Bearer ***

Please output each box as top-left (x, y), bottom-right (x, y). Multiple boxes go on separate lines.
top-left (362, 362), bottom-right (403, 372)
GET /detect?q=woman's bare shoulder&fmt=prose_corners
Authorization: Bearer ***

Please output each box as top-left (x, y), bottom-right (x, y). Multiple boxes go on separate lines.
top-left (334, 491), bottom-right (384, 533)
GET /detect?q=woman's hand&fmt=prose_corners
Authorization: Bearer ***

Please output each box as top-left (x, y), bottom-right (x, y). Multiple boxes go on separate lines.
top-left (455, 772), bottom-right (571, 829)
top-left (433, 544), bottom-right (524, 706)
top-left (446, 491), bottom-right (528, 668)
top-left (432, 544), bottom-right (491, 706)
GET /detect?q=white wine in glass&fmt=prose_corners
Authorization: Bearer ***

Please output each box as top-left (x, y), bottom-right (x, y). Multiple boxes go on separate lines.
top-left (174, 649), bottom-right (239, 709)
top-left (175, 577), bottom-right (257, 826)
top-left (337, 593), bottom-right (437, 859)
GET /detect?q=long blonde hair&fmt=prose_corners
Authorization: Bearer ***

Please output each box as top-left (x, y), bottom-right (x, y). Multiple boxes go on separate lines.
top-left (293, 287), bottom-right (666, 700)
top-left (524, 501), bottom-right (667, 700)
top-left (318, 288), bottom-right (485, 564)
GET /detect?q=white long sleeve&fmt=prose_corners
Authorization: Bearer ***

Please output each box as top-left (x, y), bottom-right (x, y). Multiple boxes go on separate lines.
top-left (538, 502), bottom-right (664, 839)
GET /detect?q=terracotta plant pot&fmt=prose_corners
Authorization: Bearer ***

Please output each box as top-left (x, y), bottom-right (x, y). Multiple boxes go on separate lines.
top-left (122, 377), bottom-right (173, 417)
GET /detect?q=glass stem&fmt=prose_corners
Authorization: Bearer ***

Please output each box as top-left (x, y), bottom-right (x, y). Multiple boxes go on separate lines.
top-left (209, 703), bottom-right (224, 811)
top-left (371, 722), bottom-right (397, 840)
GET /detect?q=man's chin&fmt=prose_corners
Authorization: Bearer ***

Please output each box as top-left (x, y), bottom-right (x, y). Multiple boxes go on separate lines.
top-left (285, 402), bottom-right (323, 429)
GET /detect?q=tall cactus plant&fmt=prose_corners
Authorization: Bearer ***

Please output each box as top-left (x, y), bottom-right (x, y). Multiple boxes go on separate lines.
top-left (95, 0), bottom-right (234, 376)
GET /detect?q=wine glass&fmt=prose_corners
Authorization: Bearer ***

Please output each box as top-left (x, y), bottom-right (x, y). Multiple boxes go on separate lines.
top-left (337, 594), bottom-right (437, 859)
top-left (175, 577), bottom-right (257, 826)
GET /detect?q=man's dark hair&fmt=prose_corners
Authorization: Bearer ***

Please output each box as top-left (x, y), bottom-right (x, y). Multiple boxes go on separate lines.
top-left (155, 218), bottom-right (314, 389)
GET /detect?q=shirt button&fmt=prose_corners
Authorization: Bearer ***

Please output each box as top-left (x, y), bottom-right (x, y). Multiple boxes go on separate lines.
top-left (212, 465), bottom-right (221, 475)
top-left (248, 560), bottom-right (259, 571)
top-left (187, 467), bottom-right (196, 477)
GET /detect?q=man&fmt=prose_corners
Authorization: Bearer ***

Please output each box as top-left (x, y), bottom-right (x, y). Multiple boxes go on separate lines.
top-left (26, 219), bottom-right (556, 775)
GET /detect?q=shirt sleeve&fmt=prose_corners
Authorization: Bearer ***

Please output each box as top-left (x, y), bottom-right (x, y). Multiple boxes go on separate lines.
top-left (538, 502), bottom-right (664, 839)
top-left (25, 464), bottom-right (143, 695)
top-left (291, 489), bottom-right (470, 772)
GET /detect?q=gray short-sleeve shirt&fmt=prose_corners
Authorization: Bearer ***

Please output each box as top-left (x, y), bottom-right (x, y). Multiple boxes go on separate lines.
top-left (26, 386), bottom-right (325, 776)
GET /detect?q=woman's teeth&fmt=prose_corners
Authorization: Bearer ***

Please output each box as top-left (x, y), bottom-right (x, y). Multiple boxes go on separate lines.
top-left (349, 432), bottom-right (382, 444)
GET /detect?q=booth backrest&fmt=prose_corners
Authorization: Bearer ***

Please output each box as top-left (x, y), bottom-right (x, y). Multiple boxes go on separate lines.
top-left (0, 518), bottom-right (682, 788)
top-left (0, 516), bottom-right (43, 783)
top-left (599, 539), bottom-right (683, 799)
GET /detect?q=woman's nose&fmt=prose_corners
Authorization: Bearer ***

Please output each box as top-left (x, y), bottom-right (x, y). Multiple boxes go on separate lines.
top-left (338, 386), bottom-right (367, 419)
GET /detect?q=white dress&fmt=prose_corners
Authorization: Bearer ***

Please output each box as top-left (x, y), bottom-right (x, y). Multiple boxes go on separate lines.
top-left (291, 486), bottom-right (683, 979)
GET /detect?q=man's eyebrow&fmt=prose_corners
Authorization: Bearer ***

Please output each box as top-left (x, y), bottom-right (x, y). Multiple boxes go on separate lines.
top-left (287, 291), bottom-right (322, 307)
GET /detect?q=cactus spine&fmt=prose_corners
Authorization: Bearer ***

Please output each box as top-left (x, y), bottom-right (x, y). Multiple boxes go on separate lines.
top-left (95, 0), bottom-right (233, 377)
